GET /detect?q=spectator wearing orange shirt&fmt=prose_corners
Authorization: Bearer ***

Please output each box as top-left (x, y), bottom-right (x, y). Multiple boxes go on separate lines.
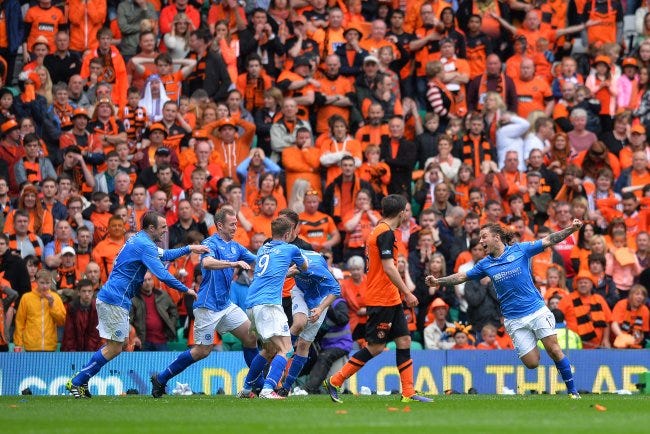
top-left (342, 189), bottom-right (380, 260)
top-left (159, 0), bottom-right (200, 36)
top-left (236, 148), bottom-right (280, 206)
top-left (212, 117), bottom-right (256, 180)
top-left (82, 191), bottom-right (112, 245)
top-left (282, 127), bottom-right (321, 198)
top-left (68, 0), bottom-right (106, 53)
top-left (248, 195), bottom-right (277, 239)
top-left (314, 54), bottom-right (355, 134)
top-left (558, 271), bottom-right (612, 349)
top-left (491, 9), bottom-right (593, 58)
top-left (476, 324), bottom-right (502, 349)
top-left (320, 153), bottom-right (377, 243)
top-left (72, 226), bottom-right (92, 277)
top-left (247, 171), bottom-right (286, 216)
top-left (22, 0), bottom-right (66, 57)
top-left (270, 97), bottom-right (313, 162)
top-left (207, 0), bottom-right (247, 36)
top-left (236, 54), bottom-right (274, 116)
top-left (92, 215), bottom-right (126, 283)
top-left (340, 255), bottom-right (367, 344)
top-left (311, 7), bottom-right (346, 59)
top-left (275, 56), bottom-right (317, 120)
top-left (318, 115), bottom-right (362, 185)
top-left (181, 140), bottom-right (224, 193)
top-left (0, 119), bottom-right (25, 193)
top-left (55, 246), bottom-right (80, 299)
top-left (355, 102), bottom-right (390, 152)
top-left (515, 58), bottom-right (554, 119)
top-left (80, 28), bottom-right (128, 108)
top-left (4, 184), bottom-right (54, 245)
top-left (616, 150), bottom-right (650, 199)
top-left (611, 285), bottom-right (649, 349)
top-left (298, 190), bottom-right (341, 252)
top-left (448, 323), bottom-right (476, 350)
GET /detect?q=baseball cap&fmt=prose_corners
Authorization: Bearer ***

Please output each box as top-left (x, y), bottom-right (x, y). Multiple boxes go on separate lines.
top-left (592, 55), bottom-right (611, 67)
top-left (149, 123), bottom-right (167, 136)
top-left (72, 108), bottom-right (90, 119)
top-left (1, 119), bottom-right (19, 134)
top-left (155, 147), bottom-right (171, 156)
top-left (218, 117), bottom-right (237, 130)
top-left (61, 246), bottom-right (76, 256)
top-left (363, 55), bottom-right (379, 64)
top-left (631, 124), bottom-right (646, 135)
top-left (622, 57), bottom-right (639, 68)
top-left (430, 298), bottom-right (449, 310)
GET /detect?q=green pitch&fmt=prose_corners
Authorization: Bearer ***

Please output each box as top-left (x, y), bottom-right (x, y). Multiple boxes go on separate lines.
top-left (1, 394), bottom-right (648, 434)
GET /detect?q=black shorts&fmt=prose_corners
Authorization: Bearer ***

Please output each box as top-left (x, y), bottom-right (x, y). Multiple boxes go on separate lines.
top-left (365, 304), bottom-right (410, 344)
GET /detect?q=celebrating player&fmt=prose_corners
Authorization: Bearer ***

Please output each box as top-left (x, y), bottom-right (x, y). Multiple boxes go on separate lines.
top-left (237, 217), bottom-right (308, 399)
top-left (425, 219), bottom-right (584, 398)
top-left (277, 249), bottom-right (339, 396)
top-left (151, 206), bottom-right (258, 398)
top-left (324, 194), bottom-right (432, 403)
top-left (66, 212), bottom-right (207, 398)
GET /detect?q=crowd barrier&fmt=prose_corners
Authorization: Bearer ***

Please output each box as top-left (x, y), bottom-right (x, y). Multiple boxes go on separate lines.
top-left (0, 350), bottom-right (648, 396)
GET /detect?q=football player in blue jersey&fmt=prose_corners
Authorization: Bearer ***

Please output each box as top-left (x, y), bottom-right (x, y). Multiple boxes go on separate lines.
top-left (276, 249), bottom-right (340, 396)
top-left (237, 217), bottom-right (308, 399)
top-left (66, 212), bottom-right (208, 398)
top-left (426, 219), bottom-right (583, 398)
top-left (151, 206), bottom-right (258, 398)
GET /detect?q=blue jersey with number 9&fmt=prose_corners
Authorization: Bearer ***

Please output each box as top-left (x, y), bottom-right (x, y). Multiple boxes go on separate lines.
top-left (245, 240), bottom-right (307, 309)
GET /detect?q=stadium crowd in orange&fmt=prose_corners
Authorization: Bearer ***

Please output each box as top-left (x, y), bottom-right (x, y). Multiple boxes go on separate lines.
top-left (0, 0), bottom-right (649, 352)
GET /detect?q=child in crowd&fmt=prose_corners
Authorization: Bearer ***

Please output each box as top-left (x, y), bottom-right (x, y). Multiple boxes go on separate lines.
top-left (476, 324), bottom-right (501, 349)
top-left (447, 323), bottom-right (475, 350)
top-left (606, 229), bottom-right (643, 295)
top-left (544, 265), bottom-right (569, 301)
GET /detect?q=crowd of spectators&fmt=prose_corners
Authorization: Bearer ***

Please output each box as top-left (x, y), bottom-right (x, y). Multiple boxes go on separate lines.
top-left (0, 0), bottom-right (649, 354)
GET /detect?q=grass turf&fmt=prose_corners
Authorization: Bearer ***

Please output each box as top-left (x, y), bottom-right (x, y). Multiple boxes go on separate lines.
top-left (1, 394), bottom-right (648, 434)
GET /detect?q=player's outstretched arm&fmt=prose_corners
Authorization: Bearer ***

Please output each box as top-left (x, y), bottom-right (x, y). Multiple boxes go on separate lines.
top-left (426, 272), bottom-right (468, 287)
top-left (143, 250), bottom-right (194, 296)
top-left (202, 257), bottom-right (251, 270)
top-left (161, 244), bottom-right (208, 262)
top-left (542, 219), bottom-right (582, 248)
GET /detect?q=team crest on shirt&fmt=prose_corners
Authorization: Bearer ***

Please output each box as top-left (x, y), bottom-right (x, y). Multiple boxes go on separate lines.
top-left (205, 334), bottom-right (212, 341)
top-left (114, 330), bottom-right (123, 338)
top-left (230, 246), bottom-right (236, 254)
top-left (282, 324), bottom-right (289, 332)
top-left (507, 254), bottom-right (515, 262)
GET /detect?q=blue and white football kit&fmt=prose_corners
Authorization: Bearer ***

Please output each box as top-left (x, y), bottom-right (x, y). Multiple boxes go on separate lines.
top-left (193, 233), bottom-right (256, 345)
top-left (245, 240), bottom-right (307, 341)
top-left (291, 250), bottom-right (341, 342)
top-left (70, 231), bottom-right (191, 390)
top-left (466, 239), bottom-right (553, 357)
top-left (466, 239), bottom-right (578, 396)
